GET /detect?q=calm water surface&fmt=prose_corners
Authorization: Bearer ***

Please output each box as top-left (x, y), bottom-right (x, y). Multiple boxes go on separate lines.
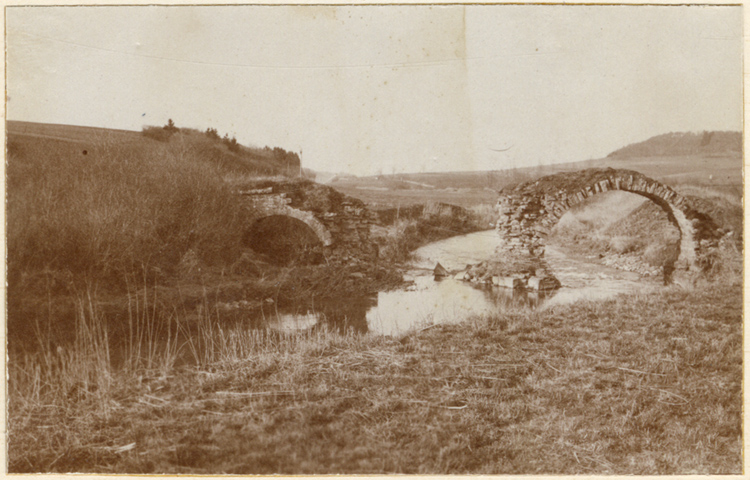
top-left (270, 230), bottom-right (660, 337)
top-left (109, 230), bottom-right (660, 367)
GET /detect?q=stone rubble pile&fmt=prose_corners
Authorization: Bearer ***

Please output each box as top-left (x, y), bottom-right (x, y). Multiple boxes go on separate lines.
top-left (446, 259), bottom-right (561, 291)
top-left (600, 254), bottom-right (661, 277)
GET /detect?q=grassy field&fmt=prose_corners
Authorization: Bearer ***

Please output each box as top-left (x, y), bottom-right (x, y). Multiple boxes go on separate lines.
top-left (7, 120), bottom-right (296, 176)
top-left (8, 280), bottom-right (742, 474)
top-left (6, 122), bottom-right (743, 474)
top-left (331, 181), bottom-right (499, 208)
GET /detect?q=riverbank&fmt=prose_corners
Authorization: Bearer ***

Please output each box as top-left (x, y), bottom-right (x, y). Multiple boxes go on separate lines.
top-left (7, 171), bottom-right (486, 356)
top-left (8, 280), bottom-right (741, 474)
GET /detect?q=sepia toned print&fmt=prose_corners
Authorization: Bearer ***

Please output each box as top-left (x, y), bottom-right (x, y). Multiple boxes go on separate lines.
top-left (5, 4), bottom-right (742, 474)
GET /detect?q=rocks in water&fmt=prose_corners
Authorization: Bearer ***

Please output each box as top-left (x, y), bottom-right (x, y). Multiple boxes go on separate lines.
top-left (452, 259), bottom-right (561, 291)
top-left (601, 253), bottom-right (661, 276)
top-left (527, 276), bottom-right (561, 291)
top-left (433, 262), bottom-right (449, 278)
top-left (491, 276), bottom-right (524, 289)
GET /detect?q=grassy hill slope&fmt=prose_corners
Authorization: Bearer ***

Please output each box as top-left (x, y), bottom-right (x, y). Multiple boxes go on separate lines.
top-left (548, 184), bottom-right (742, 277)
top-left (7, 120), bottom-right (299, 177)
top-left (6, 120), bottom-right (311, 355)
top-left (607, 131), bottom-right (741, 158)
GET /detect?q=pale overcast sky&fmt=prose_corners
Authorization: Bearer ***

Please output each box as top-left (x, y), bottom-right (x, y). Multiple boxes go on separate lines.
top-left (6, 5), bottom-right (742, 176)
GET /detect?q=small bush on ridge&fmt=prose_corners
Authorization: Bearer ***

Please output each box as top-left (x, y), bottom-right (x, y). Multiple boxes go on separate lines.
top-left (141, 125), bottom-right (172, 142)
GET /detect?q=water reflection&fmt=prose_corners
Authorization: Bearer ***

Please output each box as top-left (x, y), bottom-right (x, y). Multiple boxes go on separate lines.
top-left (257, 231), bottom-right (659, 338)
top-left (269, 277), bottom-right (552, 338)
top-left (412, 230), bottom-right (502, 271)
top-left (263, 294), bottom-right (377, 334)
top-left (365, 276), bottom-right (550, 336)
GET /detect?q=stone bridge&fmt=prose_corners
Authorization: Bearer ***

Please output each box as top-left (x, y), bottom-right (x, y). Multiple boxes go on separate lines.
top-left (496, 168), bottom-right (722, 272)
top-left (237, 180), bottom-right (375, 260)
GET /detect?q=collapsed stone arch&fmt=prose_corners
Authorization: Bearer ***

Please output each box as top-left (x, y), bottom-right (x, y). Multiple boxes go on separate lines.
top-left (496, 168), bottom-right (721, 271)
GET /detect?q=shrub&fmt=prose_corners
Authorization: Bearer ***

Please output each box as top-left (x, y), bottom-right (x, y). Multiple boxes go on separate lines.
top-left (164, 118), bottom-right (178, 134)
top-left (378, 218), bottom-right (419, 262)
top-left (205, 127), bottom-right (220, 140)
top-left (141, 125), bottom-right (172, 142)
top-left (696, 240), bottom-right (743, 285)
top-left (642, 242), bottom-right (680, 268)
top-left (224, 135), bottom-right (240, 152)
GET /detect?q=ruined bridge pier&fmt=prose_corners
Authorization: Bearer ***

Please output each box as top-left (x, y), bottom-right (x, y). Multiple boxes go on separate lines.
top-left (496, 168), bottom-right (723, 273)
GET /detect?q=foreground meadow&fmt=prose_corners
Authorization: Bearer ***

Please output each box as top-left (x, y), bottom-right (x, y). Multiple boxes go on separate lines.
top-left (7, 123), bottom-right (743, 474)
top-left (8, 280), bottom-right (741, 474)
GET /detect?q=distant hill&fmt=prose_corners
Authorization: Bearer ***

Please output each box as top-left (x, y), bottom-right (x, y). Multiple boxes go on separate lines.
top-left (331, 130), bottom-right (742, 205)
top-left (7, 120), bottom-right (300, 177)
top-left (607, 131), bottom-right (741, 158)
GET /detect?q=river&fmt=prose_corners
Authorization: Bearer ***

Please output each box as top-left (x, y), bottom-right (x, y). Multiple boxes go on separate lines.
top-left (269, 230), bottom-right (661, 337)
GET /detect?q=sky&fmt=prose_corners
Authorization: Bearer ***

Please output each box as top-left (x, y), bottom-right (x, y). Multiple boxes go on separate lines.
top-left (6, 5), bottom-right (743, 176)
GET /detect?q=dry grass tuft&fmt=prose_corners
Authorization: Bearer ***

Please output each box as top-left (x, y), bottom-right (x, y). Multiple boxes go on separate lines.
top-left (7, 136), bottom-right (254, 285)
top-left (8, 280), bottom-right (742, 474)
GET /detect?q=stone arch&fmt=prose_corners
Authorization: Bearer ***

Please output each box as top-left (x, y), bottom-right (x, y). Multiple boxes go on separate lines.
top-left (496, 168), bottom-right (721, 271)
top-left (250, 206), bottom-right (333, 247)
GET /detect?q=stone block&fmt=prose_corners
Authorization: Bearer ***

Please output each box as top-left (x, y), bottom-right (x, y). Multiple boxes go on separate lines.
top-left (454, 271), bottom-right (469, 281)
top-left (527, 276), bottom-right (561, 291)
top-left (492, 276), bottom-right (524, 289)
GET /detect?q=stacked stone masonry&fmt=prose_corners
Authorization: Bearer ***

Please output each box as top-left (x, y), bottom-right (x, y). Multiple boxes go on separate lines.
top-left (238, 181), bottom-right (376, 259)
top-left (496, 168), bottom-right (722, 272)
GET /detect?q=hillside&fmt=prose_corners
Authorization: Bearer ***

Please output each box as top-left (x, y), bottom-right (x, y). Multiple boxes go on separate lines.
top-left (607, 131), bottom-right (741, 158)
top-left (7, 120), bottom-right (300, 177)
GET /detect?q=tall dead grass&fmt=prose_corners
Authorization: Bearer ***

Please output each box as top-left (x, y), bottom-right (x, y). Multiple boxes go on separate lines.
top-left (7, 282), bottom-right (351, 435)
top-left (6, 133), bottom-right (270, 409)
top-left (7, 136), bottom-right (253, 285)
top-left (8, 277), bottom-right (742, 474)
